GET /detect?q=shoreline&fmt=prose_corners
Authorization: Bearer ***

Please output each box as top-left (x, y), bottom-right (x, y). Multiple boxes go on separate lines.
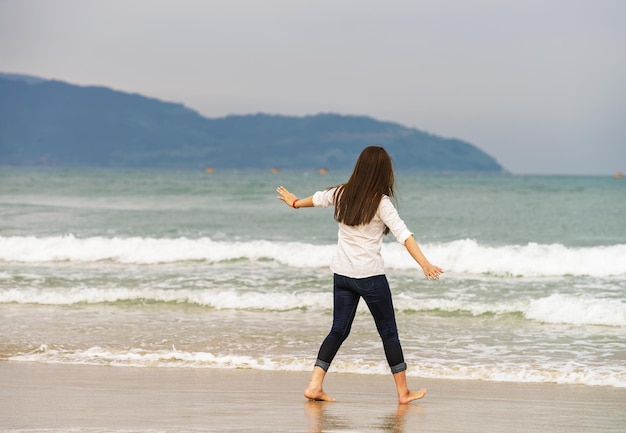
top-left (1, 361), bottom-right (625, 432)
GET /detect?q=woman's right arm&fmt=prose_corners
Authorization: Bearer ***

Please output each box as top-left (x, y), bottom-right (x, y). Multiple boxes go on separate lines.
top-left (277, 186), bottom-right (337, 209)
top-left (276, 186), bottom-right (314, 208)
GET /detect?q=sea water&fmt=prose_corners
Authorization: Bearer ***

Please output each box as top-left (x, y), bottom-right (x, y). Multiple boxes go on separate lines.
top-left (1, 167), bottom-right (625, 388)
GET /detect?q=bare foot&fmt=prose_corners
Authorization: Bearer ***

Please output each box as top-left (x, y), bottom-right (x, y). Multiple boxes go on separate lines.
top-left (398, 387), bottom-right (427, 404)
top-left (304, 385), bottom-right (336, 402)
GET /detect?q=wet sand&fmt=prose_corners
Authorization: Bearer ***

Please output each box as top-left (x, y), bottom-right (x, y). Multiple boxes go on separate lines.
top-left (1, 361), bottom-right (624, 432)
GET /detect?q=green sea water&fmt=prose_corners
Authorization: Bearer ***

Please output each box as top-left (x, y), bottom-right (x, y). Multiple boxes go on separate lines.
top-left (1, 167), bottom-right (625, 387)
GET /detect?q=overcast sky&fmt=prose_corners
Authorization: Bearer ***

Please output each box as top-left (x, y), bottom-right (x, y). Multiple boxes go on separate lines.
top-left (1, 0), bottom-right (624, 174)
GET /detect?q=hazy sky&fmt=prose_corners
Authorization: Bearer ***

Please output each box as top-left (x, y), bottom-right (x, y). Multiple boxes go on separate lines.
top-left (1, 0), bottom-right (624, 174)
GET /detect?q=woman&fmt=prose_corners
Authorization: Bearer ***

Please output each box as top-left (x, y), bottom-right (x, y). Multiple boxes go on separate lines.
top-left (276, 145), bottom-right (443, 404)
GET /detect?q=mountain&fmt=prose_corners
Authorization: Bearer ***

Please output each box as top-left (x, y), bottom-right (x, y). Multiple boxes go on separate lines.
top-left (0, 74), bottom-right (505, 172)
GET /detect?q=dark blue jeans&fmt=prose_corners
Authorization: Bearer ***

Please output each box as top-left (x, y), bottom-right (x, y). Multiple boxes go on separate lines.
top-left (314, 273), bottom-right (407, 374)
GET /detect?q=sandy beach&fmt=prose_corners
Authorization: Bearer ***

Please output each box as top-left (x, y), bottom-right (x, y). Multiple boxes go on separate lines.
top-left (1, 361), bottom-right (624, 432)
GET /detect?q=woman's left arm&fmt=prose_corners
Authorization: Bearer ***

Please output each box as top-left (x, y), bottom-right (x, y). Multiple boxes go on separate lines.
top-left (379, 197), bottom-right (443, 280)
top-left (404, 235), bottom-right (444, 280)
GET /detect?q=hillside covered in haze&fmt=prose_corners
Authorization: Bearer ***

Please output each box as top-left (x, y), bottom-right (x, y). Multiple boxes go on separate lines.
top-left (0, 74), bottom-right (504, 172)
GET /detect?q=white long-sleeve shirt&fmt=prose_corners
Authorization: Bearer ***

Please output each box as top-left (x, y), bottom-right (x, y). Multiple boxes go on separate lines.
top-left (313, 187), bottom-right (413, 278)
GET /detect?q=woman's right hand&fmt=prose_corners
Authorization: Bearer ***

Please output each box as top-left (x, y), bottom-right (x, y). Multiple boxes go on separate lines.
top-left (276, 186), bottom-right (298, 207)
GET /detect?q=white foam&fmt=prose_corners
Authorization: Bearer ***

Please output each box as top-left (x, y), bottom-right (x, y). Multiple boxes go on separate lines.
top-left (2, 286), bottom-right (624, 327)
top-left (390, 239), bottom-right (626, 277)
top-left (0, 235), bottom-right (334, 267)
top-left (393, 294), bottom-right (525, 317)
top-left (526, 294), bottom-right (626, 327)
top-left (411, 360), bottom-right (626, 388)
top-left (395, 294), bottom-right (626, 327)
top-left (9, 346), bottom-right (313, 371)
top-left (10, 347), bottom-right (626, 388)
top-left (1, 235), bottom-right (625, 277)
top-left (0, 286), bottom-right (333, 311)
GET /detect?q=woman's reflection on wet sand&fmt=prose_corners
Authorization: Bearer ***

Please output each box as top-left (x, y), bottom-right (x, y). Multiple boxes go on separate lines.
top-left (305, 400), bottom-right (425, 433)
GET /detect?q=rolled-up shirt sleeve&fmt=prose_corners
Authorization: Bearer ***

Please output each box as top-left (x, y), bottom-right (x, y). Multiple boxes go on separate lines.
top-left (378, 196), bottom-right (413, 245)
top-left (313, 188), bottom-right (336, 208)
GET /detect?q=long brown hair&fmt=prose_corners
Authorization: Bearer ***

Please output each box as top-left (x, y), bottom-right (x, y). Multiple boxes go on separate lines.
top-left (333, 146), bottom-right (396, 234)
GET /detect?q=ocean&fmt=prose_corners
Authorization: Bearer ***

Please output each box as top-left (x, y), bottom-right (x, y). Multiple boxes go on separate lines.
top-left (1, 167), bottom-right (625, 388)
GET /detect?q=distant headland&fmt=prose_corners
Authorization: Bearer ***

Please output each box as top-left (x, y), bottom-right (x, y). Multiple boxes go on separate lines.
top-left (0, 73), bottom-right (505, 172)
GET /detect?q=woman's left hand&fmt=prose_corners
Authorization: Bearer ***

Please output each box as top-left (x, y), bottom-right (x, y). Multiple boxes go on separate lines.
top-left (423, 263), bottom-right (444, 280)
